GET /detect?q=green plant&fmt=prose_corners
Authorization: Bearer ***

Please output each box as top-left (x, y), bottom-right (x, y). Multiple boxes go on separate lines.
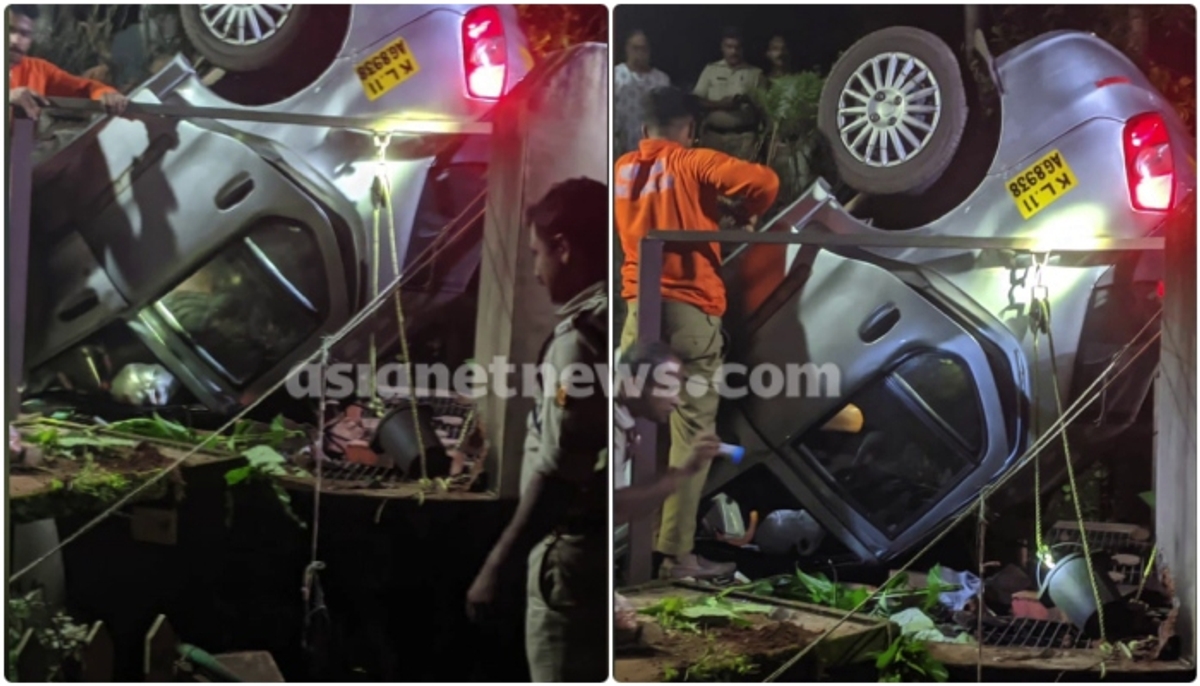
top-left (24, 427), bottom-right (136, 455)
top-left (224, 445), bottom-right (310, 529)
top-left (638, 595), bottom-right (773, 634)
top-left (751, 71), bottom-right (825, 141)
top-left (105, 414), bottom-right (197, 443)
top-left (921, 565), bottom-right (953, 613)
top-left (7, 591), bottom-right (90, 681)
top-left (773, 568), bottom-right (905, 614)
top-left (746, 567), bottom-right (953, 619)
top-left (221, 416), bottom-right (306, 453)
top-left (71, 460), bottom-right (131, 501)
top-left (869, 634), bottom-right (949, 683)
top-left (676, 644), bottom-right (760, 682)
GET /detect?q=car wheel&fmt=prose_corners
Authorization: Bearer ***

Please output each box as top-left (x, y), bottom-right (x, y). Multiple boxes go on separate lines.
top-left (817, 26), bottom-right (967, 196)
top-left (180, 4), bottom-right (312, 72)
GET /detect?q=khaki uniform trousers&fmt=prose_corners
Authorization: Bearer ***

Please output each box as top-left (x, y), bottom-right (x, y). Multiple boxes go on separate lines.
top-left (620, 299), bottom-right (723, 557)
top-left (525, 533), bottom-right (608, 682)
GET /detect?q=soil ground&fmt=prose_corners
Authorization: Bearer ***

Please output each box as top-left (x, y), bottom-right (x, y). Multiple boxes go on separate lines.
top-left (615, 615), bottom-right (818, 682)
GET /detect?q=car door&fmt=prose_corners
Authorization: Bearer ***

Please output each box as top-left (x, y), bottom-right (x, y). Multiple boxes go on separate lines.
top-left (30, 113), bottom-right (353, 413)
top-left (704, 200), bottom-right (1027, 564)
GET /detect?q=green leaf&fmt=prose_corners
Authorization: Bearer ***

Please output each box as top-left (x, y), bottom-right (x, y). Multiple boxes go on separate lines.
top-left (795, 568), bottom-right (836, 600)
top-left (242, 445), bottom-right (287, 469)
top-left (929, 661), bottom-right (950, 682)
top-left (224, 466), bottom-right (253, 486)
top-left (923, 564), bottom-right (950, 611)
top-left (875, 638), bottom-right (901, 670)
top-left (31, 428), bottom-right (60, 446)
top-left (106, 415), bottom-right (195, 442)
top-left (1139, 491), bottom-right (1156, 509)
top-left (58, 435), bottom-right (138, 449)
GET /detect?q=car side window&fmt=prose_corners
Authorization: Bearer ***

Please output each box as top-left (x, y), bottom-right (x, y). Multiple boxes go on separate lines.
top-left (794, 352), bottom-right (984, 539)
top-left (152, 220), bottom-right (329, 387)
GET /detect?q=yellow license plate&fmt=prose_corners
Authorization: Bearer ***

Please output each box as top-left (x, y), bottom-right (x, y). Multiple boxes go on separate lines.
top-left (355, 37), bottom-right (421, 101)
top-left (1007, 150), bottom-right (1078, 220)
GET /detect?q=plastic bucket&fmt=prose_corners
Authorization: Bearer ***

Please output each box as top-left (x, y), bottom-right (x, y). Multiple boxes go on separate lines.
top-left (1038, 550), bottom-right (1133, 639)
top-left (372, 404), bottom-right (451, 478)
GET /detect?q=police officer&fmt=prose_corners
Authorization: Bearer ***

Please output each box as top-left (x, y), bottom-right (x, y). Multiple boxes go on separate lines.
top-left (466, 177), bottom-right (609, 682)
top-left (692, 26), bottom-right (764, 160)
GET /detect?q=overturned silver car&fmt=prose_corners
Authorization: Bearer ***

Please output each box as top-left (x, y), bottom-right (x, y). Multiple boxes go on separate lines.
top-left (25, 5), bottom-right (532, 416)
top-left (700, 27), bottom-right (1194, 565)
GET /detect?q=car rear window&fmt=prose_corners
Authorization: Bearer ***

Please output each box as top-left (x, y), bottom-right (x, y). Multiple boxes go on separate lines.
top-left (153, 220), bottom-right (328, 387)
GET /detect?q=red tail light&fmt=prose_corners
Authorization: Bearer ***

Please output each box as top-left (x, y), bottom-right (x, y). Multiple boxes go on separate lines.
top-left (1123, 112), bottom-right (1175, 211)
top-left (462, 6), bottom-right (507, 100)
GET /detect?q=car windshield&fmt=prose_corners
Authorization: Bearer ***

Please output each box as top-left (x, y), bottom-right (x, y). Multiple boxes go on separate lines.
top-left (795, 352), bottom-right (983, 539)
top-left (153, 220), bottom-right (328, 386)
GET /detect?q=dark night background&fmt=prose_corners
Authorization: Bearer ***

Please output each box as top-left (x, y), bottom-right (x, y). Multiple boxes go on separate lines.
top-left (615, 5), bottom-right (1196, 90)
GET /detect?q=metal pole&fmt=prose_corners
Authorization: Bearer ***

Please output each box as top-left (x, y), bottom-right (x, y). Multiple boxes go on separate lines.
top-left (629, 237), bottom-right (664, 584)
top-left (7, 116), bottom-right (34, 428)
top-left (650, 229), bottom-right (1163, 252)
top-left (43, 97), bottom-right (493, 136)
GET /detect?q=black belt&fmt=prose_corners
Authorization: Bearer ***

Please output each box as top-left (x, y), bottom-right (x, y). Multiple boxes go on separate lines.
top-left (554, 520), bottom-right (606, 537)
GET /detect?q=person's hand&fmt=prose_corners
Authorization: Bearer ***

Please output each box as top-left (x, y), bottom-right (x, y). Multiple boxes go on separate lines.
top-left (9, 87), bottom-right (48, 120)
top-left (99, 91), bottom-right (130, 117)
top-left (741, 215), bottom-right (760, 232)
top-left (680, 432), bottom-right (721, 476)
top-left (716, 96), bottom-right (737, 110)
top-left (465, 565), bottom-right (498, 624)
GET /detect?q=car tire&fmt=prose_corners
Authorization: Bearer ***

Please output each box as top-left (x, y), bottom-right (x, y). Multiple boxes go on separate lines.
top-left (180, 4), bottom-right (313, 73)
top-left (817, 26), bottom-right (967, 196)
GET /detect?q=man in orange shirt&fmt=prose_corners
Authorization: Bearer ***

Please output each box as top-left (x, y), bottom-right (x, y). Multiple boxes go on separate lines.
top-left (8, 5), bottom-right (128, 121)
top-left (615, 86), bottom-right (779, 580)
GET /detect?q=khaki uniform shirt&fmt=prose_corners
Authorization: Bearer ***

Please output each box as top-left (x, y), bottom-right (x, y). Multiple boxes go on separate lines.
top-left (519, 280), bottom-right (608, 531)
top-left (693, 60), bottom-right (763, 102)
top-left (693, 60), bottom-right (763, 133)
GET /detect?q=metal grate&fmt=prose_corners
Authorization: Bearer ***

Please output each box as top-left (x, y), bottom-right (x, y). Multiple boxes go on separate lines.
top-left (315, 457), bottom-right (406, 486)
top-left (422, 394), bottom-right (477, 445)
top-left (321, 393), bottom-right (478, 485)
top-left (979, 616), bottom-right (1089, 649)
top-left (926, 605), bottom-right (1089, 650)
top-left (1048, 521), bottom-right (1154, 586)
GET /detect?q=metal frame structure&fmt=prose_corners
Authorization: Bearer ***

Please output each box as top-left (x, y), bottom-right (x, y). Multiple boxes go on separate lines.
top-left (628, 186), bottom-right (1167, 585)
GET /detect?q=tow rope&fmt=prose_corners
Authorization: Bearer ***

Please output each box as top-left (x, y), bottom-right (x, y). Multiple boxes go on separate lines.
top-left (1028, 252), bottom-right (1107, 645)
top-left (368, 134), bottom-right (429, 484)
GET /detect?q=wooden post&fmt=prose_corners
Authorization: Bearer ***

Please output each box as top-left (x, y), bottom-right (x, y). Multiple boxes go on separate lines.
top-left (11, 628), bottom-right (50, 682)
top-left (144, 614), bottom-right (179, 682)
top-left (1154, 197), bottom-right (1196, 661)
top-left (81, 622), bottom-right (115, 682)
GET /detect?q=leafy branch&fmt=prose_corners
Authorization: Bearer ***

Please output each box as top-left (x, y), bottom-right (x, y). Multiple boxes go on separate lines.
top-left (7, 592), bottom-right (90, 682)
top-left (869, 634), bottom-right (949, 682)
top-left (638, 595), bottom-right (773, 634)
